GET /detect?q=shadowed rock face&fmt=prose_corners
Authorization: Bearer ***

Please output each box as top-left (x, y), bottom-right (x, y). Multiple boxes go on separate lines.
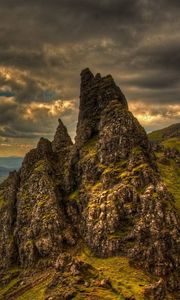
top-left (0, 69), bottom-right (179, 299)
top-left (52, 118), bottom-right (73, 153)
top-left (0, 171), bottom-right (19, 269)
top-left (75, 68), bottom-right (128, 148)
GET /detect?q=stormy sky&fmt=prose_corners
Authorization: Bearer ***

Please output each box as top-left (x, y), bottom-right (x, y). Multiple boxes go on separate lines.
top-left (0, 0), bottom-right (180, 156)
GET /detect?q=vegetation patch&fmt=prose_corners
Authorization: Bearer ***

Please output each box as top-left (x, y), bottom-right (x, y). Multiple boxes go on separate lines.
top-left (149, 127), bottom-right (180, 210)
top-left (148, 130), bottom-right (164, 142)
top-left (16, 279), bottom-right (50, 300)
top-left (68, 189), bottom-right (79, 202)
top-left (101, 160), bottom-right (127, 175)
top-left (132, 146), bottom-right (143, 156)
top-left (81, 135), bottom-right (98, 160)
top-left (78, 248), bottom-right (155, 300)
top-left (148, 123), bottom-right (180, 146)
top-left (34, 160), bottom-right (47, 172)
top-left (0, 195), bottom-right (5, 209)
top-left (158, 159), bottom-right (180, 209)
top-left (162, 137), bottom-right (180, 152)
top-left (0, 268), bottom-right (22, 298)
top-left (0, 278), bottom-right (19, 297)
top-left (0, 270), bottom-right (53, 300)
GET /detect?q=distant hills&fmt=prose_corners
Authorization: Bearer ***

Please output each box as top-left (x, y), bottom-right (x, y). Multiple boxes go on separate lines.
top-left (148, 122), bottom-right (180, 140)
top-left (148, 123), bottom-right (180, 151)
top-left (0, 157), bottom-right (23, 183)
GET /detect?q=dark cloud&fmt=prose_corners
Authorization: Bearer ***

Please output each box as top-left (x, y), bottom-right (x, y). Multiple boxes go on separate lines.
top-left (0, 71), bottom-right (60, 103)
top-left (0, 0), bottom-right (179, 154)
top-left (0, 98), bottom-right (77, 140)
top-left (136, 40), bottom-right (180, 72)
top-left (124, 74), bottom-right (179, 90)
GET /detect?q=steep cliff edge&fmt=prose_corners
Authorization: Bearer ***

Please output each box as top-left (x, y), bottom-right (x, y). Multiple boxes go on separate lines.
top-left (0, 69), bottom-right (179, 300)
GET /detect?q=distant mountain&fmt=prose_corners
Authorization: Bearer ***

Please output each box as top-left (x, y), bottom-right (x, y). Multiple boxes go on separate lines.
top-left (0, 157), bottom-right (23, 183)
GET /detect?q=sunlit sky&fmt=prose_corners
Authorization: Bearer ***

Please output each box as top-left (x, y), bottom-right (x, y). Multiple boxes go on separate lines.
top-left (0, 0), bottom-right (180, 157)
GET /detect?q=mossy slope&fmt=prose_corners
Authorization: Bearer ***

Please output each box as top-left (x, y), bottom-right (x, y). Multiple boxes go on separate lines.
top-left (148, 124), bottom-right (180, 210)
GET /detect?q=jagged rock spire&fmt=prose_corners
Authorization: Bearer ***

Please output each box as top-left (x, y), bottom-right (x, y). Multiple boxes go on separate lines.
top-left (80, 68), bottom-right (94, 88)
top-left (80, 68), bottom-right (128, 108)
top-left (52, 118), bottom-right (73, 153)
top-left (37, 137), bottom-right (53, 155)
top-left (75, 68), bottom-right (128, 148)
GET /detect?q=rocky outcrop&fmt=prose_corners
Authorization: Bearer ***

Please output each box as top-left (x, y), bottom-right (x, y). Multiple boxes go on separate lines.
top-left (0, 68), bottom-right (179, 299)
top-left (46, 253), bottom-right (114, 300)
top-left (0, 171), bottom-right (19, 269)
top-left (0, 124), bottom-right (76, 269)
top-left (144, 279), bottom-right (166, 300)
top-left (75, 68), bottom-right (128, 148)
top-left (52, 118), bottom-right (73, 153)
top-left (97, 99), bottom-right (153, 164)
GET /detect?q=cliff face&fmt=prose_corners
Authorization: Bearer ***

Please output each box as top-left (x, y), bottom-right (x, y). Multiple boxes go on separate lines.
top-left (0, 69), bottom-right (179, 299)
top-left (75, 68), bottom-right (128, 148)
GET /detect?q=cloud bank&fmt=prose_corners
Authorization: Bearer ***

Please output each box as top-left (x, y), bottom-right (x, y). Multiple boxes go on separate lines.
top-left (0, 0), bottom-right (179, 155)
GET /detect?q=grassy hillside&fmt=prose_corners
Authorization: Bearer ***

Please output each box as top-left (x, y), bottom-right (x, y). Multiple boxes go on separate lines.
top-left (148, 123), bottom-right (180, 143)
top-left (157, 159), bottom-right (180, 209)
top-left (161, 137), bottom-right (180, 152)
top-left (0, 253), bottom-right (167, 300)
top-left (148, 124), bottom-right (180, 209)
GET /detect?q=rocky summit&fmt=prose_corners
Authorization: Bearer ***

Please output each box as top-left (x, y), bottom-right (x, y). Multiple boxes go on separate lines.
top-left (0, 69), bottom-right (179, 300)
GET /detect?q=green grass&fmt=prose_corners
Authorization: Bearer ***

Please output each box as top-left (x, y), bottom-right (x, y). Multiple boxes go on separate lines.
top-left (0, 278), bottom-right (19, 298)
top-left (148, 126), bottom-right (180, 209)
top-left (0, 270), bottom-right (52, 300)
top-left (68, 189), bottom-right (79, 202)
top-left (132, 146), bottom-right (144, 155)
top-left (148, 130), bottom-right (163, 142)
top-left (34, 160), bottom-right (47, 172)
top-left (0, 268), bottom-right (21, 298)
top-left (162, 137), bottom-right (180, 151)
top-left (101, 160), bottom-right (127, 176)
top-left (16, 280), bottom-right (49, 300)
top-left (80, 135), bottom-right (98, 161)
top-left (150, 131), bottom-right (180, 209)
top-left (158, 159), bottom-right (180, 209)
top-left (74, 287), bottom-right (124, 300)
top-left (77, 248), bottom-right (154, 300)
top-left (148, 123), bottom-right (180, 144)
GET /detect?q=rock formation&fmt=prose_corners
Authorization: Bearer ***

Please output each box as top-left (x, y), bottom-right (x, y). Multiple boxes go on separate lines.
top-left (0, 69), bottom-right (179, 299)
top-left (75, 68), bottom-right (128, 148)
